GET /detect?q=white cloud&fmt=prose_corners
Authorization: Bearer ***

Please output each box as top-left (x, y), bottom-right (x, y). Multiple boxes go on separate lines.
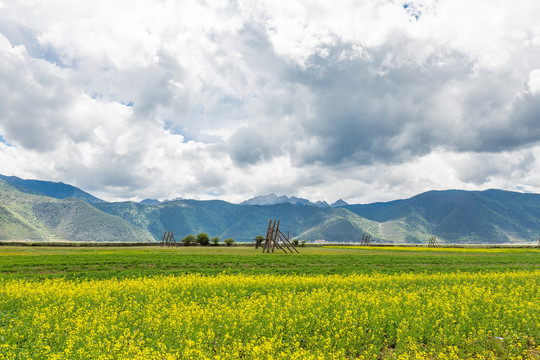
top-left (528, 69), bottom-right (540, 95)
top-left (1, 0), bottom-right (540, 203)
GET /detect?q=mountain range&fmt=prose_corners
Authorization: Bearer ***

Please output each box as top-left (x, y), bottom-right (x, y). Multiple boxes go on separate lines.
top-left (1, 174), bottom-right (540, 244)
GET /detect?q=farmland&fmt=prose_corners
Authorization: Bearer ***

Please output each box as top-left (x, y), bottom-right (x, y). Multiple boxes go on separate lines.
top-left (1, 246), bottom-right (540, 359)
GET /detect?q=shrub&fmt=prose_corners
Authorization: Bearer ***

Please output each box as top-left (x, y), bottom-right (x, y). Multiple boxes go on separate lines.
top-left (211, 237), bottom-right (220, 246)
top-left (181, 234), bottom-right (195, 246)
top-left (197, 233), bottom-right (210, 246)
top-left (224, 238), bottom-right (235, 246)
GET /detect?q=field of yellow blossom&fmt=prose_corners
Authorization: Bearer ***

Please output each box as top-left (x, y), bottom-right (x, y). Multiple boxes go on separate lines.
top-left (1, 246), bottom-right (540, 359)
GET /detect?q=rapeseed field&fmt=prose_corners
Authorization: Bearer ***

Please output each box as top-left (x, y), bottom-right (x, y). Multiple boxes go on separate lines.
top-left (1, 266), bottom-right (540, 359)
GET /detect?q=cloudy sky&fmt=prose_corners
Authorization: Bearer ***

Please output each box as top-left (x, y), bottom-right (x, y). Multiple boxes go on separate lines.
top-left (1, 0), bottom-right (540, 204)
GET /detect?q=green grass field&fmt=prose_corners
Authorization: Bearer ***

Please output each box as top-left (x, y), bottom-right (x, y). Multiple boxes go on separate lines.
top-left (1, 245), bottom-right (540, 359)
top-left (1, 245), bottom-right (540, 280)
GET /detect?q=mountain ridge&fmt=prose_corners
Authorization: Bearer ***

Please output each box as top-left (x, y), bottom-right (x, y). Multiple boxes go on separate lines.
top-left (344, 189), bottom-right (540, 244)
top-left (2, 174), bottom-right (540, 244)
top-left (240, 193), bottom-right (346, 207)
top-left (0, 180), bottom-right (155, 242)
top-left (0, 174), bottom-right (105, 204)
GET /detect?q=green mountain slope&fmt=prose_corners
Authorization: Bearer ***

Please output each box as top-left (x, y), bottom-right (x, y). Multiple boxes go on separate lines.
top-left (0, 203), bottom-right (40, 240)
top-left (345, 190), bottom-right (540, 243)
top-left (95, 201), bottom-right (377, 242)
top-left (0, 174), bottom-right (105, 203)
top-left (87, 189), bottom-right (540, 244)
top-left (295, 208), bottom-right (382, 242)
top-left (0, 181), bottom-right (154, 242)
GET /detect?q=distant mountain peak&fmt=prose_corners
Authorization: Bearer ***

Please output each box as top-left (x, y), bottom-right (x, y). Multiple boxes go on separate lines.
top-left (331, 199), bottom-right (349, 207)
top-left (139, 197), bottom-right (185, 205)
top-left (240, 193), bottom-right (287, 206)
top-left (163, 197), bottom-right (185, 203)
top-left (240, 193), bottom-right (330, 207)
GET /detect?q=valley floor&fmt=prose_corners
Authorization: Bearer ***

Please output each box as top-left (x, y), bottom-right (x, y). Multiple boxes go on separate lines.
top-left (1, 246), bottom-right (540, 359)
top-left (1, 245), bottom-right (540, 279)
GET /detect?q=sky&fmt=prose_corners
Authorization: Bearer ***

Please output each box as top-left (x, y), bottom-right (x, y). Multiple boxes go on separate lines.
top-left (1, 0), bottom-right (540, 204)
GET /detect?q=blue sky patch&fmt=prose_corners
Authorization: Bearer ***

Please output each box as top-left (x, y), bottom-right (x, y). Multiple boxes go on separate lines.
top-left (205, 190), bottom-right (222, 197)
top-left (0, 135), bottom-right (13, 147)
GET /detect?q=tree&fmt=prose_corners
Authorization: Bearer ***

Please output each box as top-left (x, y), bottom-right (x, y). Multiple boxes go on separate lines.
top-left (181, 234), bottom-right (195, 246)
top-left (211, 237), bottom-right (220, 246)
top-left (301, 240), bottom-right (306, 247)
top-left (292, 239), bottom-right (299, 246)
top-left (197, 232), bottom-right (210, 246)
top-left (224, 238), bottom-right (235, 246)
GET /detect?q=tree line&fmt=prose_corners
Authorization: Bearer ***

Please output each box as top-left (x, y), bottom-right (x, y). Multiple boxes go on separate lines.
top-left (181, 232), bottom-right (235, 246)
